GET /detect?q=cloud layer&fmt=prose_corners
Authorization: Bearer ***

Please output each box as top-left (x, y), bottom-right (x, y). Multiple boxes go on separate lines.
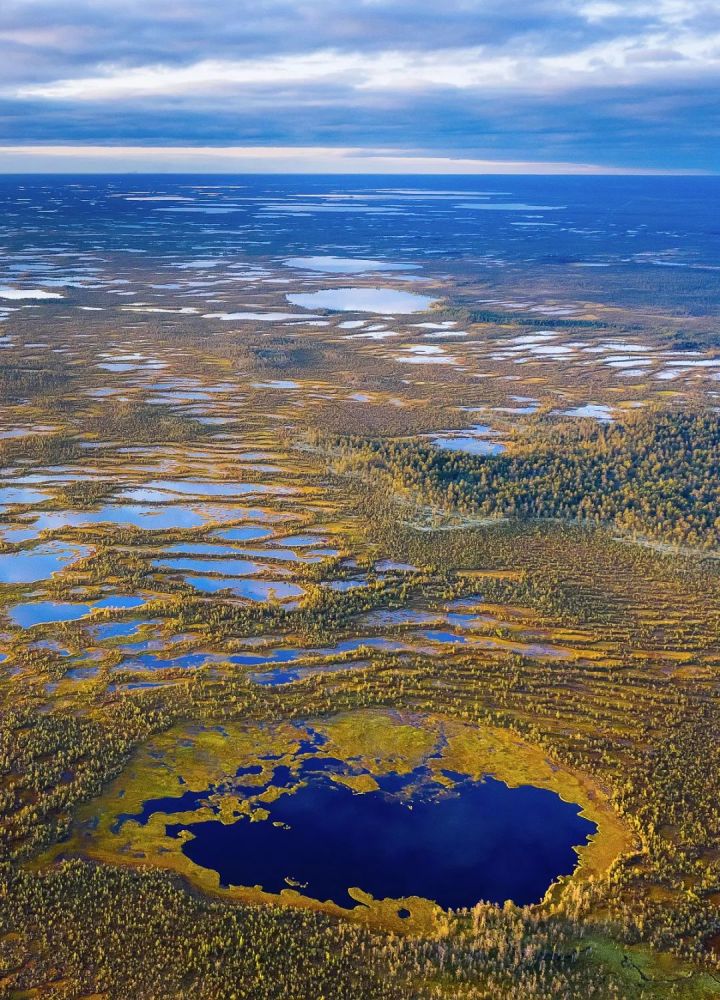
top-left (0, 0), bottom-right (716, 171)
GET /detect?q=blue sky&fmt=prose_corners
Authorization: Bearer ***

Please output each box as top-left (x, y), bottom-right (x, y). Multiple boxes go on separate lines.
top-left (0, 0), bottom-right (716, 173)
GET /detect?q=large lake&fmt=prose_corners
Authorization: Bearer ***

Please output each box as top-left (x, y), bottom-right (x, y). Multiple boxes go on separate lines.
top-left (158, 768), bottom-right (595, 909)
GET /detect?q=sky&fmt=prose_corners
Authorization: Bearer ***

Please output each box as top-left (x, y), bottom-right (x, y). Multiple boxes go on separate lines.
top-left (0, 0), bottom-right (717, 174)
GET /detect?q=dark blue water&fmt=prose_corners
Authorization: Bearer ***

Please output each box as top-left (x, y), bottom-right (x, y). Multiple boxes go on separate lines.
top-left (110, 763), bottom-right (267, 833)
top-left (164, 772), bottom-right (595, 908)
top-left (0, 175), bottom-right (718, 315)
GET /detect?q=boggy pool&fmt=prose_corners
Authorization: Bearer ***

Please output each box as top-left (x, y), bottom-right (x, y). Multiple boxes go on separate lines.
top-left (73, 714), bottom-right (604, 915)
top-left (143, 763), bottom-right (595, 909)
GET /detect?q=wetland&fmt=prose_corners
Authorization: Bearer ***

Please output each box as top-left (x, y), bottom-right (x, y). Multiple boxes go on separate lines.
top-left (1, 174), bottom-right (720, 999)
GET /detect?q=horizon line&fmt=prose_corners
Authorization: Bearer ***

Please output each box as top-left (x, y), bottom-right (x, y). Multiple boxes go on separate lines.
top-left (0, 145), bottom-right (711, 176)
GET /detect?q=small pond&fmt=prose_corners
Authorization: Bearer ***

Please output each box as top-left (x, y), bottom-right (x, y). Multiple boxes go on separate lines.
top-left (430, 424), bottom-right (505, 456)
top-left (9, 595), bottom-right (145, 628)
top-left (286, 287), bottom-right (437, 314)
top-left (183, 575), bottom-right (304, 601)
top-left (283, 257), bottom-right (418, 274)
top-left (0, 541), bottom-right (91, 584)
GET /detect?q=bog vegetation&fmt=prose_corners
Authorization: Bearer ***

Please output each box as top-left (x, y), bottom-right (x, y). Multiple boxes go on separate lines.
top-left (0, 250), bottom-right (719, 999)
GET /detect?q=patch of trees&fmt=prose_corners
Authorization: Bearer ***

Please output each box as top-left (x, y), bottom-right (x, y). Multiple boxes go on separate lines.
top-left (324, 410), bottom-right (720, 549)
top-left (1, 860), bottom-right (651, 999)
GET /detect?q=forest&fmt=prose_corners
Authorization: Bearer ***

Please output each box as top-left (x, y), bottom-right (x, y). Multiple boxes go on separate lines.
top-left (320, 410), bottom-right (720, 550)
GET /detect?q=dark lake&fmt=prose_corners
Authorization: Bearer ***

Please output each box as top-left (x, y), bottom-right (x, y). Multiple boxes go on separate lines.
top-left (165, 772), bottom-right (596, 909)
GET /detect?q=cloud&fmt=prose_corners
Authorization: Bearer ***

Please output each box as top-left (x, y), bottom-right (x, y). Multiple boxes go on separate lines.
top-left (0, 0), bottom-right (716, 171)
top-left (12, 34), bottom-right (720, 104)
